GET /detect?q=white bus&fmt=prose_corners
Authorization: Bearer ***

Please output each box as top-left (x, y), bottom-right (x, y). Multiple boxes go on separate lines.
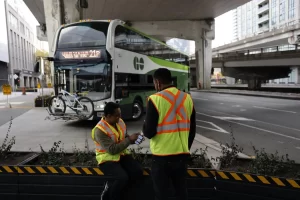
top-left (49, 19), bottom-right (190, 120)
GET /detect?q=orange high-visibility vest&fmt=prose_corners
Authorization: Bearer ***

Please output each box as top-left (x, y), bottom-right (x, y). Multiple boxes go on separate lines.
top-left (91, 118), bottom-right (129, 164)
top-left (149, 87), bottom-right (194, 156)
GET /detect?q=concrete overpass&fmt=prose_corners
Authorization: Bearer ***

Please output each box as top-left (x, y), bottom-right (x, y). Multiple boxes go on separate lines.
top-left (24, 0), bottom-right (250, 89)
top-left (212, 48), bottom-right (300, 68)
top-left (212, 19), bottom-right (300, 55)
top-left (210, 47), bottom-right (300, 89)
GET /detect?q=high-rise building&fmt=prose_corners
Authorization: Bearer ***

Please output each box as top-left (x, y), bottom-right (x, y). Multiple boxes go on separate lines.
top-left (0, 0), bottom-right (9, 88)
top-left (4, 0), bottom-right (45, 90)
top-left (233, 0), bottom-right (300, 40)
top-left (229, 0), bottom-right (300, 84)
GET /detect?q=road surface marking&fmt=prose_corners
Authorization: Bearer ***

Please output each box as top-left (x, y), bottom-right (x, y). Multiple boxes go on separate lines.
top-left (196, 119), bottom-right (229, 134)
top-left (253, 106), bottom-right (297, 114)
top-left (240, 109), bottom-right (247, 112)
top-left (197, 112), bottom-right (300, 141)
top-left (296, 147), bottom-right (300, 150)
top-left (212, 117), bottom-right (254, 121)
top-left (220, 103), bottom-right (224, 105)
top-left (193, 97), bottom-right (208, 101)
top-left (198, 108), bottom-right (300, 132)
top-left (0, 102), bottom-right (24, 105)
top-left (232, 105), bottom-right (241, 108)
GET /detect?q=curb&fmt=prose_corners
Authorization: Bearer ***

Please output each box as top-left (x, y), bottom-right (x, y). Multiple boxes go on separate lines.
top-left (191, 90), bottom-right (300, 100)
top-left (1, 165), bottom-right (299, 189)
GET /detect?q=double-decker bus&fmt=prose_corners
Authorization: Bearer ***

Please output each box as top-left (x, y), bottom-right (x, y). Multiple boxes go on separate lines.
top-left (50, 19), bottom-right (190, 120)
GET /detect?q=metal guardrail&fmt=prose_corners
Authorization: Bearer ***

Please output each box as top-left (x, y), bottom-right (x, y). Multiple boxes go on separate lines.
top-left (212, 48), bottom-right (300, 62)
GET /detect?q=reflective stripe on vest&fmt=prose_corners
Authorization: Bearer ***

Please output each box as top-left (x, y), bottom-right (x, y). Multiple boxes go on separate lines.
top-left (149, 87), bottom-right (193, 156)
top-left (91, 118), bottom-right (129, 164)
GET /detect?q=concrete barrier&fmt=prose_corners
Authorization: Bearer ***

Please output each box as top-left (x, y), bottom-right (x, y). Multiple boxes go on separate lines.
top-left (0, 165), bottom-right (299, 200)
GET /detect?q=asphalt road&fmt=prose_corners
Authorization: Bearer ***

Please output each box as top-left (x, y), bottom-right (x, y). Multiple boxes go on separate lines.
top-left (191, 91), bottom-right (300, 162)
top-left (0, 93), bottom-right (37, 126)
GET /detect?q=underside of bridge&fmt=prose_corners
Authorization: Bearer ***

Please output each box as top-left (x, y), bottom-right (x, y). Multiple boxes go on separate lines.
top-left (24, 0), bottom-right (250, 89)
top-left (221, 67), bottom-right (292, 90)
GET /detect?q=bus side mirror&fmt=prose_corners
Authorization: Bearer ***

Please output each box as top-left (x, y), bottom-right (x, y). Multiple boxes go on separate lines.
top-left (115, 87), bottom-right (129, 99)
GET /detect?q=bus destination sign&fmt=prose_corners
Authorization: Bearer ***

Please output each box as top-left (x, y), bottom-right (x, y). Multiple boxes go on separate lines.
top-left (60, 50), bottom-right (101, 59)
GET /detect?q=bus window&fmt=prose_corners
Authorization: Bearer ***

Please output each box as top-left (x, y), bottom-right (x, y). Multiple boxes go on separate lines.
top-left (171, 77), bottom-right (177, 87)
top-left (57, 22), bottom-right (109, 49)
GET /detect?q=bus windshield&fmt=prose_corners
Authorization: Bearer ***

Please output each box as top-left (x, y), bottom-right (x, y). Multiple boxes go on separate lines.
top-left (54, 62), bottom-right (112, 101)
top-left (57, 22), bottom-right (109, 49)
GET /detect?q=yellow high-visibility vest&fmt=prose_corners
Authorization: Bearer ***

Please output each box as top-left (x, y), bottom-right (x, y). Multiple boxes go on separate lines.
top-left (91, 118), bottom-right (129, 164)
top-left (149, 87), bottom-right (193, 156)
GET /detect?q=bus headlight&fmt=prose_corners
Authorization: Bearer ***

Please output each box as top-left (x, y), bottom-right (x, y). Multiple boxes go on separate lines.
top-left (96, 102), bottom-right (105, 109)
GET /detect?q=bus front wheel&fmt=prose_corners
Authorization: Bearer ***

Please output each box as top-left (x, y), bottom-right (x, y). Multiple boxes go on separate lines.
top-left (132, 100), bottom-right (143, 120)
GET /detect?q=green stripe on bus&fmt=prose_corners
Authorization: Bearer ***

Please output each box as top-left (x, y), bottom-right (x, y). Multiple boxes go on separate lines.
top-left (148, 57), bottom-right (189, 71)
top-left (124, 25), bottom-right (189, 57)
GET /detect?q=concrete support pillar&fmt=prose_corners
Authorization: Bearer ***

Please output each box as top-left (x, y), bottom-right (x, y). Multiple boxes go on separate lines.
top-left (297, 67), bottom-right (300, 84)
top-left (195, 37), bottom-right (212, 89)
top-left (20, 75), bottom-right (24, 87)
top-left (248, 79), bottom-right (262, 90)
top-left (43, 0), bottom-right (81, 56)
top-left (26, 77), bottom-right (30, 88)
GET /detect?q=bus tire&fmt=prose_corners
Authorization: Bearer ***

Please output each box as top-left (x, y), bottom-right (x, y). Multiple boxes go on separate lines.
top-left (132, 100), bottom-right (143, 120)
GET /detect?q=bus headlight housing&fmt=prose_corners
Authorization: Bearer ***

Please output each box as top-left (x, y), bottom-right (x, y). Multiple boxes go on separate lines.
top-left (95, 102), bottom-right (105, 110)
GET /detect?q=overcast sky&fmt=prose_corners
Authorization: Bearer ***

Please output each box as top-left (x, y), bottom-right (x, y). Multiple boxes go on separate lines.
top-left (212, 10), bottom-right (234, 48)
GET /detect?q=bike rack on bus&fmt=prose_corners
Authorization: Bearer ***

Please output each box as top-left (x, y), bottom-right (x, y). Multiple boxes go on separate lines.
top-left (45, 108), bottom-right (87, 122)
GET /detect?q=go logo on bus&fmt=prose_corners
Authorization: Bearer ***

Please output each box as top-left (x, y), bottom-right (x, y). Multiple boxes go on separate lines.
top-left (133, 57), bottom-right (144, 70)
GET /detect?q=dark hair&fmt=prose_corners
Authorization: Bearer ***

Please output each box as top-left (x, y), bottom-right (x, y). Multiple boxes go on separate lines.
top-left (104, 102), bottom-right (120, 116)
top-left (153, 68), bottom-right (172, 84)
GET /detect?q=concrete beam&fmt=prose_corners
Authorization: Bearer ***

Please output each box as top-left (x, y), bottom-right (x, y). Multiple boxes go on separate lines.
top-left (130, 20), bottom-right (215, 41)
top-left (130, 20), bottom-right (215, 90)
top-left (224, 58), bottom-right (300, 67)
top-left (213, 24), bottom-right (300, 54)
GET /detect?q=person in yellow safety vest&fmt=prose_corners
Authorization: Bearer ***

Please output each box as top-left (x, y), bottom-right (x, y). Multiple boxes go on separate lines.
top-left (91, 102), bottom-right (144, 200)
top-left (142, 68), bottom-right (196, 200)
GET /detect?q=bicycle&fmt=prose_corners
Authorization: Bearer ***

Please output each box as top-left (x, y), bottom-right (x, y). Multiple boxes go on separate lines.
top-left (48, 89), bottom-right (94, 120)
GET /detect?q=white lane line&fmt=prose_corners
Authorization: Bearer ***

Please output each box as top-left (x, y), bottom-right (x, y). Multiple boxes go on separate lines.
top-left (253, 106), bottom-right (297, 114)
top-left (198, 108), bottom-right (300, 133)
top-left (232, 105), bottom-right (241, 108)
top-left (193, 97), bottom-right (208, 101)
top-left (197, 112), bottom-right (300, 141)
top-left (212, 117), bottom-right (254, 121)
top-left (196, 119), bottom-right (229, 134)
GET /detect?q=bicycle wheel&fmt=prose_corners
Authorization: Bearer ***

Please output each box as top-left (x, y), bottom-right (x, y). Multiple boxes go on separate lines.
top-left (48, 95), bottom-right (66, 115)
top-left (74, 96), bottom-right (94, 119)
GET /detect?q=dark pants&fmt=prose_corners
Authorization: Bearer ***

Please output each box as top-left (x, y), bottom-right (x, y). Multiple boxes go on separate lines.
top-left (151, 156), bottom-right (188, 200)
top-left (98, 155), bottom-right (143, 200)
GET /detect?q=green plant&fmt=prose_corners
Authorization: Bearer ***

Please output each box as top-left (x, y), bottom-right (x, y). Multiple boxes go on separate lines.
top-left (189, 147), bottom-right (212, 168)
top-left (71, 141), bottom-right (97, 166)
top-left (39, 141), bottom-right (66, 166)
top-left (128, 146), bottom-right (151, 167)
top-left (217, 129), bottom-right (243, 169)
top-left (249, 147), bottom-right (295, 176)
top-left (0, 117), bottom-right (16, 159)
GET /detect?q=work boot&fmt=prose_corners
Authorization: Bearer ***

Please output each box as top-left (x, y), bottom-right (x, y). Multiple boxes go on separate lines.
top-left (101, 182), bottom-right (109, 200)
